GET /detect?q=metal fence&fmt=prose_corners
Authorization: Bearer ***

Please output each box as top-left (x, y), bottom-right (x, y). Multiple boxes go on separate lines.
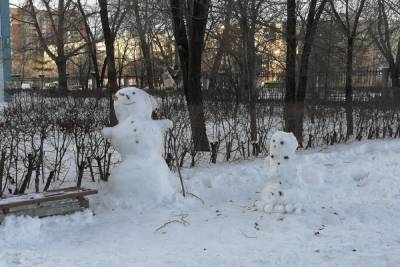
top-left (9, 69), bottom-right (395, 103)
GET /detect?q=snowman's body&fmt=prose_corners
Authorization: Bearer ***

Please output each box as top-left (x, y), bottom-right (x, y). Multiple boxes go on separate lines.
top-left (101, 87), bottom-right (175, 208)
top-left (256, 131), bottom-right (304, 213)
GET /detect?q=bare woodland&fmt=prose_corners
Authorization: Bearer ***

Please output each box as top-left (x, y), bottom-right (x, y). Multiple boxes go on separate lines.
top-left (2, 0), bottom-right (400, 194)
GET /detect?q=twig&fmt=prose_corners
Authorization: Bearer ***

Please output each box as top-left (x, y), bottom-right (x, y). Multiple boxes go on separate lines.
top-left (186, 192), bottom-right (205, 205)
top-left (169, 129), bottom-right (186, 197)
top-left (154, 214), bottom-right (189, 232)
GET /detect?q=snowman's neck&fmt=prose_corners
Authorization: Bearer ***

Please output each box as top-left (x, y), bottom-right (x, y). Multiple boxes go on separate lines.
top-left (119, 115), bottom-right (152, 122)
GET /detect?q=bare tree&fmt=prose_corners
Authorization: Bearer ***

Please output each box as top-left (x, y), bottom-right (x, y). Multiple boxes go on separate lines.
top-left (369, 0), bottom-right (400, 98)
top-left (236, 0), bottom-right (265, 155)
top-left (131, 0), bottom-right (155, 90)
top-left (76, 0), bottom-right (102, 89)
top-left (330, 0), bottom-right (367, 136)
top-left (26, 0), bottom-right (86, 91)
top-left (207, 0), bottom-right (233, 92)
top-left (98, 0), bottom-right (130, 125)
top-left (284, 0), bottom-right (328, 146)
top-left (169, 0), bottom-right (211, 151)
top-left (297, 0), bottom-right (328, 101)
top-left (285, 0), bottom-right (296, 104)
top-left (98, 0), bottom-right (118, 125)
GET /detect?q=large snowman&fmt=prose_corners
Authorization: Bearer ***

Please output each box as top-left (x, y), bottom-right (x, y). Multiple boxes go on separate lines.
top-left (101, 87), bottom-right (176, 208)
top-left (256, 131), bottom-right (304, 213)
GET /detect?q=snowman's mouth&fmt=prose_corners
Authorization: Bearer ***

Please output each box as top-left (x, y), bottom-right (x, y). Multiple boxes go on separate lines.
top-left (123, 101), bottom-right (135, 105)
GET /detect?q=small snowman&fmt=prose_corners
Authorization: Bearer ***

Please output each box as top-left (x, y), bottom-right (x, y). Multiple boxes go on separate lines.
top-left (256, 131), bottom-right (304, 214)
top-left (101, 87), bottom-right (176, 209)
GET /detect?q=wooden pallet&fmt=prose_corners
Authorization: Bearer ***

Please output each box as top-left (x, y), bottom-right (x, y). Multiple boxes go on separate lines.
top-left (0, 187), bottom-right (98, 223)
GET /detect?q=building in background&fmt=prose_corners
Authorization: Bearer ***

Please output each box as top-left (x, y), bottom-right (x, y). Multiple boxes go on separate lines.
top-left (0, 0), bottom-right (12, 102)
top-left (11, 6), bottom-right (53, 79)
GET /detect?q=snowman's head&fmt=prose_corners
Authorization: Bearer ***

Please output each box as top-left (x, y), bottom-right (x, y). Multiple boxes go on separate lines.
top-left (269, 131), bottom-right (298, 161)
top-left (114, 87), bottom-right (157, 122)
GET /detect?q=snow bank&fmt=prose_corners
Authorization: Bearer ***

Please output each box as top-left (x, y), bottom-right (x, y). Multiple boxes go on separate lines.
top-left (0, 210), bottom-right (94, 245)
top-left (1, 139), bottom-right (400, 266)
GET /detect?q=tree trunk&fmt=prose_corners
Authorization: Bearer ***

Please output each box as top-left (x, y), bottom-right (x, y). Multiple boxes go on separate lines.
top-left (170, 0), bottom-right (210, 151)
top-left (141, 43), bottom-right (155, 90)
top-left (391, 65), bottom-right (400, 98)
top-left (56, 0), bottom-right (68, 91)
top-left (77, 0), bottom-right (101, 89)
top-left (100, 56), bottom-right (107, 86)
top-left (133, 1), bottom-right (155, 90)
top-left (237, 1), bottom-right (258, 151)
top-left (242, 23), bottom-right (257, 149)
top-left (284, 102), bottom-right (304, 146)
top-left (345, 37), bottom-right (354, 102)
top-left (91, 44), bottom-right (102, 89)
top-left (188, 14), bottom-right (210, 151)
top-left (284, 0), bottom-right (303, 144)
top-left (294, 0), bottom-right (327, 146)
top-left (297, 0), bottom-right (327, 101)
top-left (0, 151), bottom-right (6, 197)
top-left (285, 0), bottom-right (296, 103)
top-left (56, 59), bottom-right (68, 91)
top-left (345, 36), bottom-right (354, 137)
top-left (99, 0), bottom-right (118, 126)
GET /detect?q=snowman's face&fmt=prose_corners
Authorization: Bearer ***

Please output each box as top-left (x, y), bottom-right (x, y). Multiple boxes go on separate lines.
top-left (269, 131), bottom-right (298, 162)
top-left (114, 87), bottom-right (155, 122)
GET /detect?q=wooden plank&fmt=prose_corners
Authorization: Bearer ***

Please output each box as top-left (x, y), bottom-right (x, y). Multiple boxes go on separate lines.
top-left (0, 189), bottom-right (98, 209)
top-left (0, 187), bottom-right (91, 205)
top-left (9, 202), bottom-right (83, 218)
top-left (10, 202), bottom-right (81, 216)
top-left (0, 197), bottom-right (90, 222)
top-left (46, 187), bottom-right (80, 193)
top-left (8, 198), bottom-right (79, 213)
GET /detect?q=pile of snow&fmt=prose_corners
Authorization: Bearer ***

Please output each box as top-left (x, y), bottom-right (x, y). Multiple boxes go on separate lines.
top-left (101, 87), bottom-right (177, 209)
top-left (1, 139), bottom-right (400, 266)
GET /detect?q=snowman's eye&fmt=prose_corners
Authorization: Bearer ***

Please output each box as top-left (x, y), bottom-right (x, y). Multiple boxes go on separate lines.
top-left (272, 140), bottom-right (275, 142)
top-left (280, 141), bottom-right (284, 145)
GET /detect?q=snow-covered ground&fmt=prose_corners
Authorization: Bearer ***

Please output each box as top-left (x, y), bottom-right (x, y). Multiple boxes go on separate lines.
top-left (1, 139), bottom-right (400, 267)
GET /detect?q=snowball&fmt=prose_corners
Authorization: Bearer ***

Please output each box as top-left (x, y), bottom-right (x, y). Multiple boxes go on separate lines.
top-left (113, 87), bottom-right (157, 121)
top-left (268, 131), bottom-right (298, 176)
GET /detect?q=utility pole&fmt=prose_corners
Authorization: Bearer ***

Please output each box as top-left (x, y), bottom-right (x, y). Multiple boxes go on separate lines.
top-left (0, 0), bottom-right (12, 103)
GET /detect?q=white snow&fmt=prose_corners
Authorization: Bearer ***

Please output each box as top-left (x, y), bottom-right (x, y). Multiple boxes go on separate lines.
top-left (1, 139), bottom-right (400, 266)
top-left (100, 87), bottom-right (177, 209)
